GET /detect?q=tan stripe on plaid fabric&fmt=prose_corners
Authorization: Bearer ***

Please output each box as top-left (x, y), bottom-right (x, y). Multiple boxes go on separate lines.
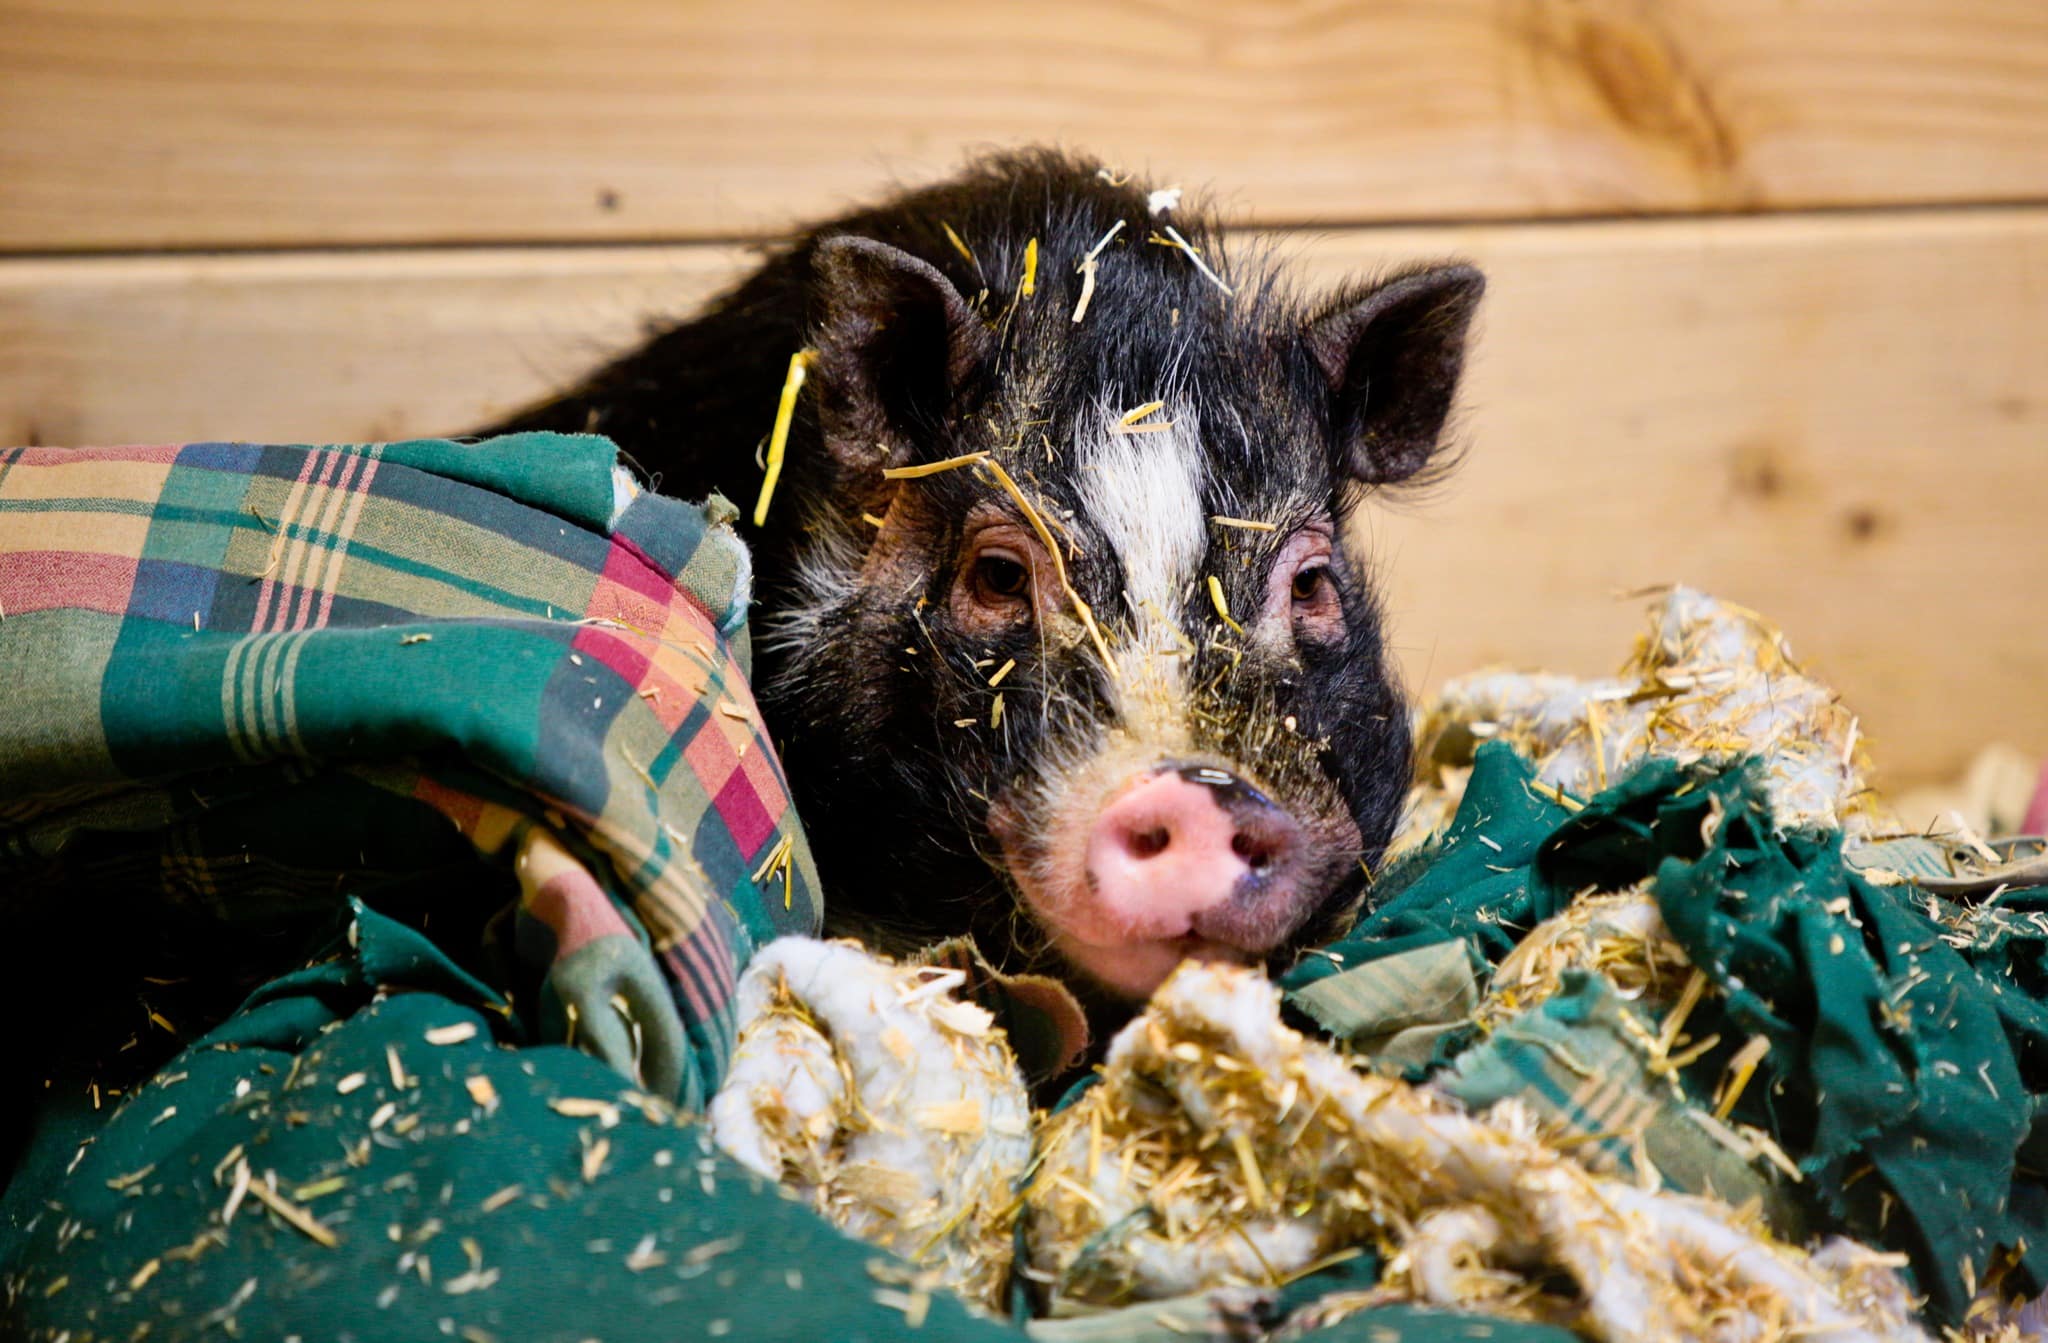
top-left (1287, 941), bottom-right (1479, 1042)
top-left (277, 447), bottom-right (354, 630)
top-left (255, 446), bottom-right (336, 632)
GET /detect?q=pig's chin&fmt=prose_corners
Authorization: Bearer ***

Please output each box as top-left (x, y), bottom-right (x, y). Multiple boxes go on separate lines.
top-left (990, 807), bottom-right (1270, 1002)
top-left (1049, 924), bottom-right (1251, 1001)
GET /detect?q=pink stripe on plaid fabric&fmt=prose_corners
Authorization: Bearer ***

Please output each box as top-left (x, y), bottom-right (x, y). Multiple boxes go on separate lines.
top-left (657, 943), bottom-right (715, 1027)
top-left (623, 660), bottom-right (699, 735)
top-left (0, 550), bottom-right (140, 617)
top-left (307, 449), bottom-right (379, 632)
top-left (579, 534), bottom-right (734, 736)
top-left (571, 624), bottom-right (653, 697)
top-left (735, 743), bottom-right (791, 830)
top-left (311, 450), bottom-right (380, 630)
top-left (606, 535), bottom-right (682, 606)
top-left (669, 918), bottom-right (737, 1017)
top-left (712, 766), bottom-right (778, 858)
top-left (682, 713), bottom-right (741, 807)
top-left (526, 866), bottom-right (635, 959)
top-left (587, 540), bottom-right (680, 631)
top-left (286, 448), bottom-right (360, 631)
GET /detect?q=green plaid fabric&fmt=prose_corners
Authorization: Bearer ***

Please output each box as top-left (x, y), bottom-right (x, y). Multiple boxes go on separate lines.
top-left (1437, 971), bottom-right (1801, 1232)
top-left (1285, 939), bottom-right (1479, 1069)
top-left (0, 434), bottom-right (819, 1111)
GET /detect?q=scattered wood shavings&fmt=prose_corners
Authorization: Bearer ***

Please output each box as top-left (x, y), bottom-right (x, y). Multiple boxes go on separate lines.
top-left (1020, 237), bottom-right (1039, 297)
top-left (1070, 220), bottom-right (1125, 324)
top-left (246, 1171), bottom-right (338, 1248)
top-left (464, 1075), bottom-right (499, 1113)
top-left (424, 1022), bottom-right (477, 1046)
top-left (752, 349), bottom-right (816, 527)
top-left (624, 1233), bottom-right (667, 1271)
top-left (1155, 224), bottom-right (1234, 297)
top-left (550, 1096), bottom-right (622, 1126)
top-left (940, 221), bottom-right (975, 265)
top-left (1210, 516), bottom-right (1277, 532)
top-left (1072, 259), bottom-right (1098, 323)
top-left (1205, 575), bottom-right (1244, 636)
top-left (751, 831), bottom-right (797, 910)
top-left (481, 1184), bottom-right (524, 1213)
top-left (1113, 400), bottom-right (1173, 435)
top-left (914, 1097), bottom-right (986, 1136)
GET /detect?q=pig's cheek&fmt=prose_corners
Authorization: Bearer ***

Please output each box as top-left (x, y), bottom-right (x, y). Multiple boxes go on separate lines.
top-left (985, 794), bottom-right (1070, 920)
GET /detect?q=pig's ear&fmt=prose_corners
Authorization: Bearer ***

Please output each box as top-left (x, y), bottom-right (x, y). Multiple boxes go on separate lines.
top-left (810, 235), bottom-right (994, 474)
top-left (1306, 264), bottom-right (1484, 486)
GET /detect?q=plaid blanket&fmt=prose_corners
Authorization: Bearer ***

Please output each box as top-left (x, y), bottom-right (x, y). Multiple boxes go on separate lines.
top-left (0, 433), bottom-right (819, 1111)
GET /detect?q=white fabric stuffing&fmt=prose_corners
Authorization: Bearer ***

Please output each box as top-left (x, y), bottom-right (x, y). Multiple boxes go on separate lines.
top-left (706, 937), bottom-right (1032, 1309)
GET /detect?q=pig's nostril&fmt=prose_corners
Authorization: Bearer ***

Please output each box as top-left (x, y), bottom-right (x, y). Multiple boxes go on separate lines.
top-left (1232, 830), bottom-right (1276, 870)
top-left (1130, 826), bottom-right (1170, 859)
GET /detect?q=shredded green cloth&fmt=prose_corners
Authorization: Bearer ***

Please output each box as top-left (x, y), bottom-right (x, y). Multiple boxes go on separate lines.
top-left (1284, 742), bottom-right (2048, 1324)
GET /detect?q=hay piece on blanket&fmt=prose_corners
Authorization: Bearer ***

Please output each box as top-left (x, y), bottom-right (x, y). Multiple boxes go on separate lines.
top-left (1472, 885), bottom-right (1690, 1032)
top-left (706, 938), bottom-right (1033, 1311)
top-left (1394, 587), bottom-right (1889, 861)
top-left (1025, 962), bottom-right (1925, 1342)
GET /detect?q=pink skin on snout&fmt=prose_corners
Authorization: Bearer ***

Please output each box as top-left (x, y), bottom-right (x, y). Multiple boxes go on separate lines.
top-left (1027, 769), bottom-right (1306, 999)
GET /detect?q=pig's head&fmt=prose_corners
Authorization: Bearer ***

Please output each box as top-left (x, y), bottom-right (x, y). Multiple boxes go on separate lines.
top-left (760, 181), bottom-right (1481, 1004)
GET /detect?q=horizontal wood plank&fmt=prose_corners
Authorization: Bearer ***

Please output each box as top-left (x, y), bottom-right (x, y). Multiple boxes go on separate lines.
top-left (2, 209), bottom-right (2043, 788)
top-left (4, 0), bottom-right (2048, 250)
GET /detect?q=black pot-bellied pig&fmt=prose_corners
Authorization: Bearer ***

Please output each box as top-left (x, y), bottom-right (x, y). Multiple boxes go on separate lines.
top-left (488, 149), bottom-right (1482, 1008)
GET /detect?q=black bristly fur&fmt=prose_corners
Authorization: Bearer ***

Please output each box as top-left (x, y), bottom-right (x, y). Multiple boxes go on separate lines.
top-left (481, 148), bottom-right (1482, 994)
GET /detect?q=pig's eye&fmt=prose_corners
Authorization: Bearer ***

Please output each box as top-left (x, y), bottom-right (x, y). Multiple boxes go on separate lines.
top-left (1290, 567), bottom-right (1330, 603)
top-left (973, 551), bottom-right (1032, 602)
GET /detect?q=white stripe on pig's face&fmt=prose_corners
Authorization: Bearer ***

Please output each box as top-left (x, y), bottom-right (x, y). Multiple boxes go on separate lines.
top-left (1075, 397), bottom-right (1207, 734)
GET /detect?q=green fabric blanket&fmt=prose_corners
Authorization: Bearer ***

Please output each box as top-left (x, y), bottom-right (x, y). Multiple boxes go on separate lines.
top-left (1283, 742), bottom-right (2048, 1325)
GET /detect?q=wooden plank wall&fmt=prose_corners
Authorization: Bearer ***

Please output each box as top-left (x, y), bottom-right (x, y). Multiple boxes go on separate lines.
top-left (3, 0), bottom-right (2045, 788)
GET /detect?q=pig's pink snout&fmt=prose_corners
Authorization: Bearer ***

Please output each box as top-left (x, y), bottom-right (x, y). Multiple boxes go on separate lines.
top-left (1083, 766), bottom-right (1303, 944)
